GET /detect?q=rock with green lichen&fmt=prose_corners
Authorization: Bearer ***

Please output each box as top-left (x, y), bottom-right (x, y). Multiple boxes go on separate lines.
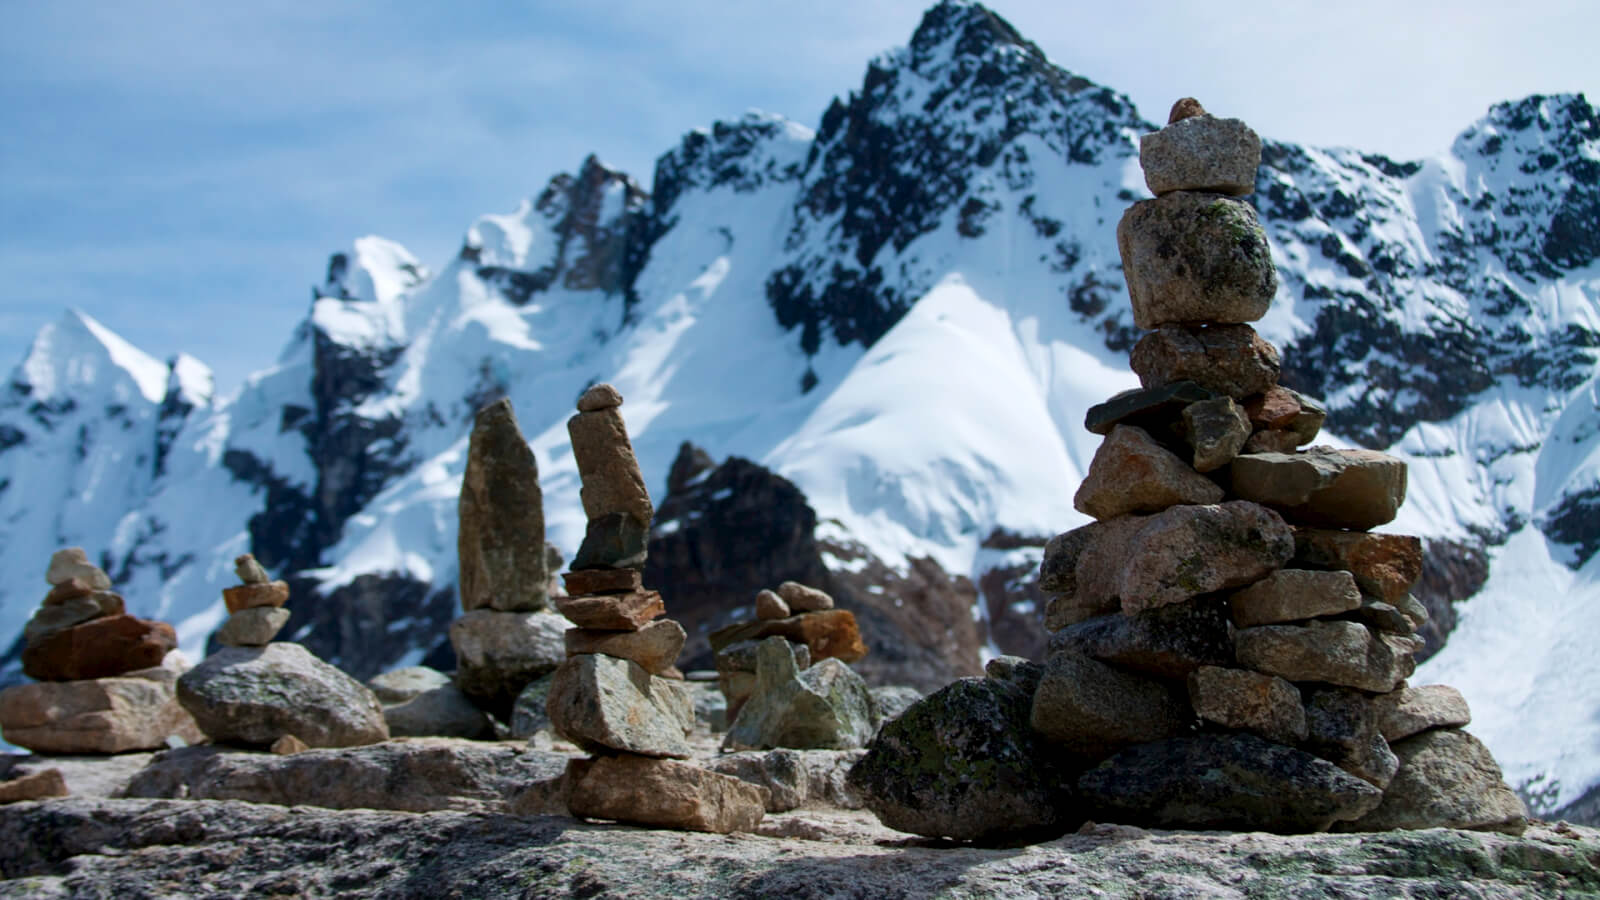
top-left (176, 643), bottom-right (388, 749)
top-left (723, 636), bottom-right (875, 751)
top-left (1117, 191), bottom-right (1277, 329)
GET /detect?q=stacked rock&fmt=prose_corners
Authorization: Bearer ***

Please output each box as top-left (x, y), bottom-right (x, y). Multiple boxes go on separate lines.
top-left (707, 580), bottom-right (868, 718)
top-left (546, 384), bottom-right (766, 834)
top-left (215, 554), bottom-right (290, 647)
top-left (0, 547), bottom-right (201, 754)
top-left (447, 397), bottom-right (568, 720)
top-left (1044, 99), bottom-right (1523, 834)
top-left (850, 99), bottom-right (1526, 842)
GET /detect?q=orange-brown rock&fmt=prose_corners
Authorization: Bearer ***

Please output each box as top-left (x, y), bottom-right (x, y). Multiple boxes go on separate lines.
top-left (43, 577), bottom-right (96, 605)
top-left (1244, 387), bottom-right (1302, 429)
top-left (0, 768), bottom-right (69, 804)
top-left (563, 620), bottom-right (686, 675)
top-left (1292, 529), bottom-right (1423, 603)
top-left (20, 615), bottom-right (178, 682)
top-left (565, 755), bottom-right (766, 833)
top-left (562, 568), bottom-right (642, 596)
top-left (554, 590), bottom-right (664, 630)
top-left (223, 581), bottom-right (290, 614)
top-left (1169, 97), bottom-right (1207, 123)
top-left (708, 609), bottom-right (867, 664)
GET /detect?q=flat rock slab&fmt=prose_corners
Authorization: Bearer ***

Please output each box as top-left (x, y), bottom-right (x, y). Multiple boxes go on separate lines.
top-left (708, 609), bottom-right (867, 664)
top-left (2, 798), bottom-right (1595, 897)
top-left (22, 591), bottom-right (124, 644)
top-left (1230, 448), bottom-right (1408, 530)
top-left (1228, 568), bottom-right (1362, 627)
top-left (1130, 324), bottom-right (1280, 398)
top-left (1339, 729), bottom-right (1528, 835)
top-left (21, 614), bottom-right (178, 682)
top-left (1235, 620), bottom-right (1418, 693)
top-left (566, 755), bottom-right (767, 834)
top-left (222, 581), bottom-right (290, 614)
top-left (1292, 528), bottom-right (1423, 603)
top-left (564, 619), bottom-right (686, 675)
top-left (1073, 425), bottom-right (1223, 520)
top-left (123, 738), bottom-right (569, 814)
top-left (1374, 684), bottom-right (1473, 742)
top-left (0, 768), bottom-right (69, 803)
top-left (849, 677), bottom-right (1077, 842)
top-left (1140, 115), bottom-right (1261, 196)
top-left (0, 675), bottom-right (205, 754)
top-left (546, 653), bottom-right (693, 758)
top-left (706, 749), bottom-right (867, 813)
top-left (1047, 599), bottom-right (1233, 679)
top-left (1030, 649), bottom-right (1190, 760)
top-left (366, 666), bottom-right (452, 704)
top-left (1085, 381), bottom-right (1216, 437)
top-left (458, 397), bottom-right (549, 613)
top-left (176, 643), bottom-right (389, 749)
top-left (1078, 733), bottom-right (1383, 833)
top-left (554, 590), bottom-right (664, 630)
top-left (1117, 191), bottom-right (1277, 330)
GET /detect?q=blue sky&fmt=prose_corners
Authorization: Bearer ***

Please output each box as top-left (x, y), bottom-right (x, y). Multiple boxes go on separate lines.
top-left (2, 0), bottom-right (1594, 395)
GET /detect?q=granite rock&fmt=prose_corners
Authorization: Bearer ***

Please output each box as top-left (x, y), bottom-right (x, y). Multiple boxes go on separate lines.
top-left (0, 675), bottom-right (205, 754)
top-left (1374, 684), bottom-right (1472, 742)
top-left (546, 653), bottom-right (693, 758)
top-left (1073, 425), bottom-right (1224, 520)
top-left (215, 607), bottom-right (290, 647)
top-left (1118, 191), bottom-right (1277, 330)
top-left (563, 619), bottom-right (687, 675)
top-left (1048, 598), bottom-right (1234, 679)
top-left (1230, 448), bottom-right (1409, 530)
top-left (458, 398), bottom-right (549, 613)
top-left (177, 643), bottom-right (388, 749)
top-left (566, 755), bottom-right (766, 834)
top-left (1339, 729), bottom-right (1527, 834)
top-left (1187, 666), bottom-right (1307, 745)
top-left (222, 581), bottom-right (290, 614)
top-left (22, 615), bottom-right (178, 682)
top-left (1030, 648), bottom-right (1191, 760)
top-left (1130, 324), bottom-right (1280, 397)
top-left (1292, 529), bottom-right (1423, 604)
top-left (554, 590), bottom-right (664, 630)
top-left (1139, 115), bottom-right (1261, 197)
top-left (724, 637), bottom-right (875, 751)
top-left (1182, 396), bottom-right (1252, 473)
top-left (448, 608), bottom-right (567, 717)
top-left (1227, 568), bottom-right (1362, 627)
top-left (1235, 620), bottom-right (1418, 693)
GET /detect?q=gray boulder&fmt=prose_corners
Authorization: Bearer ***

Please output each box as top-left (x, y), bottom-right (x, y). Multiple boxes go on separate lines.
top-left (849, 677), bottom-right (1078, 842)
top-left (215, 607), bottom-right (290, 647)
top-left (1339, 729), bottom-right (1527, 834)
top-left (867, 685), bottom-right (922, 726)
top-left (176, 643), bottom-right (388, 748)
top-left (508, 672), bottom-right (556, 739)
top-left (1235, 620), bottom-right (1418, 693)
top-left (724, 637), bottom-right (875, 751)
top-left (1117, 191), bottom-right (1277, 330)
top-left (546, 653), bottom-right (693, 758)
top-left (448, 608), bottom-right (567, 718)
top-left (382, 683), bottom-right (495, 740)
top-left (1139, 114), bottom-right (1261, 196)
top-left (1078, 733), bottom-right (1383, 833)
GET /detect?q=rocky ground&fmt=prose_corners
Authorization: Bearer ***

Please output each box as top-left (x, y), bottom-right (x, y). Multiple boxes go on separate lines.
top-left (1, 742), bottom-right (1597, 898)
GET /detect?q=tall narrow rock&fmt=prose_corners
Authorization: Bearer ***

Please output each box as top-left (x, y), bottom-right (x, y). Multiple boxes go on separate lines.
top-left (458, 398), bottom-right (548, 612)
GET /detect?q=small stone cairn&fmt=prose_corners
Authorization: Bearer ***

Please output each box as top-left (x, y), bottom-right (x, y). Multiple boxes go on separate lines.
top-left (851, 99), bottom-right (1526, 841)
top-left (708, 581), bottom-right (868, 720)
top-left (0, 547), bottom-right (199, 755)
top-left (546, 384), bottom-right (767, 833)
top-left (215, 554), bottom-right (290, 647)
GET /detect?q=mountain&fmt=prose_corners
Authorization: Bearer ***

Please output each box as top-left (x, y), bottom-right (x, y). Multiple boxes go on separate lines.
top-left (2, 0), bottom-right (1596, 817)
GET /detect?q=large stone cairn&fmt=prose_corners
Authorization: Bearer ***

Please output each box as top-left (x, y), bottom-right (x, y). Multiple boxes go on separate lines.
top-left (547, 384), bottom-right (766, 833)
top-left (0, 547), bottom-right (200, 754)
top-left (850, 99), bottom-right (1527, 841)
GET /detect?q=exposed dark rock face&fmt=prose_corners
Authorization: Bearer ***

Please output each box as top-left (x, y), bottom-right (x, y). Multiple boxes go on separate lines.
top-left (1411, 538), bottom-right (1490, 664)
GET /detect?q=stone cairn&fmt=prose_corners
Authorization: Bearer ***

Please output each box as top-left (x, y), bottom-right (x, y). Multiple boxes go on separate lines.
top-left (708, 580), bottom-right (868, 721)
top-left (215, 554), bottom-right (290, 647)
top-left (850, 99), bottom-right (1526, 842)
top-left (546, 384), bottom-right (767, 834)
top-left (0, 547), bottom-right (200, 756)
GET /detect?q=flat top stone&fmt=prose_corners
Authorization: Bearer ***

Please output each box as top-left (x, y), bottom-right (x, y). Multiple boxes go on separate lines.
top-left (1085, 381), bottom-right (1217, 436)
top-left (578, 383), bottom-right (624, 411)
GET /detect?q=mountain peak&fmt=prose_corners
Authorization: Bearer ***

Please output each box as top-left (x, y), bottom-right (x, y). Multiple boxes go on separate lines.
top-left (908, 0), bottom-right (1031, 63)
top-left (11, 309), bottom-right (168, 407)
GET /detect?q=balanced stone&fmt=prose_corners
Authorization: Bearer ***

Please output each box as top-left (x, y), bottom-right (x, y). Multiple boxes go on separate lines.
top-left (1168, 97), bottom-right (1206, 123)
top-left (723, 637), bottom-right (874, 751)
top-left (0, 671), bottom-right (206, 754)
top-left (547, 653), bottom-right (693, 758)
top-left (1292, 529), bottom-right (1423, 604)
top-left (1182, 396), bottom-right (1252, 473)
top-left (22, 591), bottom-right (124, 644)
top-left (565, 755), bottom-right (766, 834)
top-left (46, 547), bottom-right (112, 590)
top-left (177, 643), bottom-right (388, 748)
top-left (215, 607), bottom-right (290, 647)
top-left (755, 589), bottom-right (790, 620)
top-left (554, 590), bottom-right (664, 630)
top-left (43, 577), bottom-right (96, 604)
top-left (1130, 324), bottom-right (1280, 397)
top-left (1073, 425), bottom-right (1224, 520)
top-left (448, 608), bottom-right (567, 716)
top-left (1230, 448), bottom-right (1408, 530)
top-left (571, 512), bottom-right (649, 571)
top-left (22, 615), bottom-right (178, 682)
top-left (776, 581), bottom-right (834, 612)
top-left (365, 666), bottom-right (451, 704)
top-left (1227, 568), bottom-right (1362, 627)
top-left (1235, 620), bottom-right (1418, 693)
top-left (568, 399), bottom-right (653, 532)
top-left (1048, 598), bottom-right (1233, 679)
top-left (576, 382), bottom-right (624, 412)
top-left (1373, 684), bottom-right (1472, 742)
top-left (563, 619), bottom-right (686, 675)
top-left (848, 677), bottom-right (1077, 842)
top-left (1117, 191), bottom-right (1277, 330)
top-left (458, 397), bottom-right (549, 613)
top-left (1029, 648), bottom-right (1190, 760)
top-left (222, 581), bottom-right (289, 614)
top-left (1077, 733), bottom-right (1383, 833)
top-left (1187, 666), bottom-right (1307, 745)
top-left (1338, 729), bottom-right (1527, 834)
top-left (1139, 114), bottom-right (1262, 197)
top-left (1244, 386), bottom-right (1303, 430)
top-left (562, 568), bottom-right (642, 596)
top-left (234, 554), bottom-right (270, 585)
top-left (1346, 597), bottom-right (1417, 635)
top-left (1085, 381), bottom-right (1216, 436)
top-left (708, 609), bottom-right (867, 664)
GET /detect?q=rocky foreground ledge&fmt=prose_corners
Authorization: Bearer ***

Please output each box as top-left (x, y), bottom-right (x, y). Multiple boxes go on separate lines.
top-left (1, 796), bottom-right (1595, 898)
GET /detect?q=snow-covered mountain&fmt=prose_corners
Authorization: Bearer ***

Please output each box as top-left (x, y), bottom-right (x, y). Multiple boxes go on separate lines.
top-left (3, 0), bottom-right (1596, 816)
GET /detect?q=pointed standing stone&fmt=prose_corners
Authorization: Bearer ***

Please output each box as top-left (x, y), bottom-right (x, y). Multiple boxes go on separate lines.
top-left (458, 398), bottom-right (548, 613)
top-left (567, 385), bottom-right (654, 569)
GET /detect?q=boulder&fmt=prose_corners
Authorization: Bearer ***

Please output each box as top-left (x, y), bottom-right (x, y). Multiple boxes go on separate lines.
top-left (457, 397), bottom-right (549, 613)
top-left (222, 581), bottom-right (290, 614)
top-left (1182, 397), bottom-right (1252, 473)
top-left (1245, 429), bottom-right (1303, 454)
top-left (1187, 666), bottom-right (1307, 745)
top-left (45, 547), bottom-right (112, 590)
top-left (508, 673), bottom-right (556, 739)
top-left (1117, 191), bottom-right (1277, 330)
top-left (1073, 425), bottom-right (1224, 520)
top-left (848, 677), bottom-right (1077, 842)
top-left (0, 767), bottom-right (69, 804)
top-left (366, 666), bottom-right (452, 704)
top-left (1130, 324), bottom-right (1280, 397)
top-left (1338, 729), bottom-right (1527, 834)
top-left (1048, 599), bottom-right (1233, 679)
top-left (1030, 649), bottom-right (1191, 760)
top-left (1230, 448), bottom-right (1408, 530)
top-left (776, 581), bottom-right (834, 612)
top-left (705, 748), bottom-right (867, 812)
top-left (1235, 620), bottom-right (1418, 693)
top-left (562, 567), bottom-right (642, 595)
top-left (567, 405), bottom-right (654, 531)
top-left (0, 675), bottom-right (204, 754)
top-left (176, 643), bottom-right (388, 749)
top-left (1085, 381), bottom-right (1216, 437)
top-left (724, 637), bottom-right (875, 751)
top-left (563, 619), bottom-right (686, 675)
top-left (1291, 529), bottom-right (1423, 604)
top-left (565, 755), bottom-right (766, 834)
top-left (868, 685), bottom-right (924, 725)
top-left (1373, 684), bottom-right (1472, 742)
top-left (21, 615), bottom-right (178, 682)
top-left (708, 609), bottom-right (867, 664)
top-left (1077, 733), bottom-right (1383, 833)
top-left (382, 683), bottom-right (495, 740)
top-left (545, 653), bottom-right (693, 758)
top-left (448, 608), bottom-right (567, 717)
top-left (1139, 114), bottom-right (1261, 196)
top-left (1227, 568), bottom-right (1362, 627)
top-left (215, 607), bottom-right (290, 647)
top-left (554, 590), bottom-right (664, 630)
